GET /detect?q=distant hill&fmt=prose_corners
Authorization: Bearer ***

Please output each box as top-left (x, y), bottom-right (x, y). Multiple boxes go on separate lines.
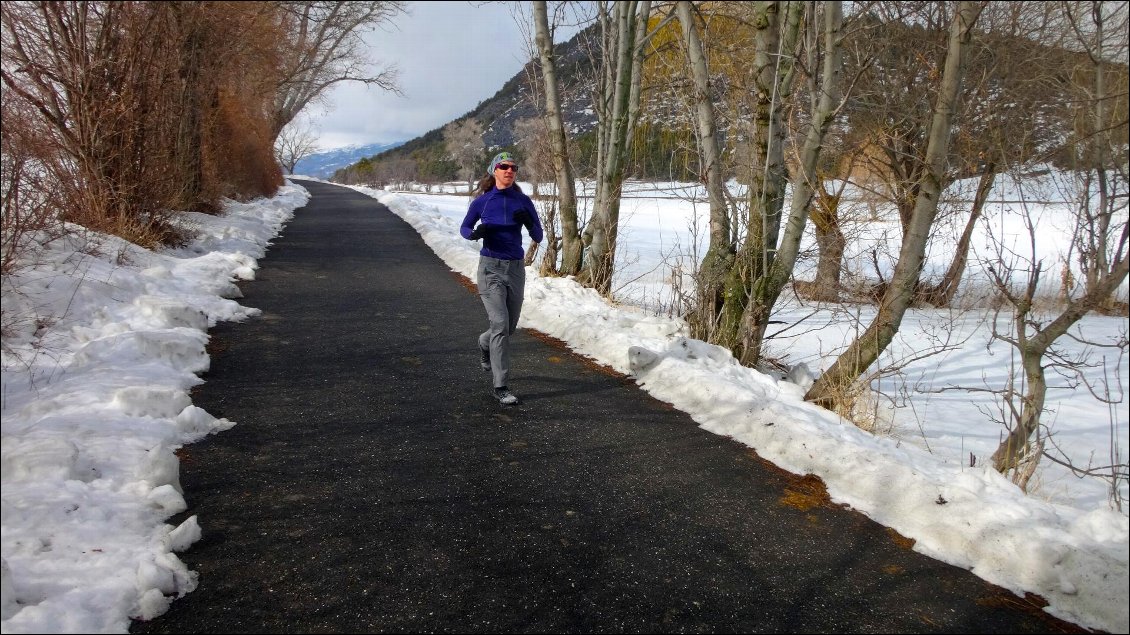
top-left (291, 141), bottom-right (406, 178)
top-left (329, 27), bottom-right (615, 184)
top-left (332, 15), bottom-right (1120, 187)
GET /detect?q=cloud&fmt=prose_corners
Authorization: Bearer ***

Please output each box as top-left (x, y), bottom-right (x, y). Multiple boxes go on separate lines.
top-left (308, 2), bottom-right (556, 149)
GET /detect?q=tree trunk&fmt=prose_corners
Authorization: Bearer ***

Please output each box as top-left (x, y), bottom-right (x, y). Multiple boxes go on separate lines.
top-left (581, 1), bottom-right (649, 295)
top-left (1086, 10), bottom-right (1109, 290)
top-left (539, 199), bottom-right (560, 277)
top-left (806, 1), bottom-right (984, 410)
top-left (921, 165), bottom-right (995, 307)
top-left (809, 182), bottom-right (845, 301)
top-left (675, 1), bottom-right (734, 339)
top-left (713, 0), bottom-right (803, 356)
top-left (742, 0), bottom-right (844, 365)
top-left (533, 1), bottom-right (580, 276)
top-left (991, 344), bottom-right (1048, 473)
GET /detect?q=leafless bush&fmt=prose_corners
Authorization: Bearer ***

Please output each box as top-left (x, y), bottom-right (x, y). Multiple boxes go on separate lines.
top-left (3, 3), bottom-right (184, 245)
top-left (0, 2), bottom-right (285, 249)
top-left (210, 86), bottom-right (285, 202)
top-left (1, 87), bottom-right (66, 276)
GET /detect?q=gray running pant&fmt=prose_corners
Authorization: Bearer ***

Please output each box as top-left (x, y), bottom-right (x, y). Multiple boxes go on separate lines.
top-left (477, 255), bottom-right (526, 389)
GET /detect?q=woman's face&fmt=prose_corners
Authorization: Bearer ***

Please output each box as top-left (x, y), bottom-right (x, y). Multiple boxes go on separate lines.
top-left (494, 161), bottom-right (517, 189)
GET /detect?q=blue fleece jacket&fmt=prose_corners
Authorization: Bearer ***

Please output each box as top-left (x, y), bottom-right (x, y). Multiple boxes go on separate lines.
top-left (460, 185), bottom-right (544, 260)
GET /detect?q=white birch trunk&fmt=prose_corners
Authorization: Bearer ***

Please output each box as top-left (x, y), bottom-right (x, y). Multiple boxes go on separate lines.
top-left (582, 1), bottom-right (649, 294)
top-left (743, 1), bottom-right (844, 364)
top-left (532, 1), bottom-right (580, 274)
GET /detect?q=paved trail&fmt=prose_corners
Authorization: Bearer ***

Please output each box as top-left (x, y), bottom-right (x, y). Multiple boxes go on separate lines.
top-left (132, 181), bottom-right (1081, 633)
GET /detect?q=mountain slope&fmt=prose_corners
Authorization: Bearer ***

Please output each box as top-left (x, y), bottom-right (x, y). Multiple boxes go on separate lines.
top-left (329, 28), bottom-right (606, 183)
top-left (293, 142), bottom-right (406, 178)
top-left (331, 14), bottom-right (1124, 186)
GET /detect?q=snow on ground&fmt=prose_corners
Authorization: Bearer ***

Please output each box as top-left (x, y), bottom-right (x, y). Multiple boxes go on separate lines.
top-left (1, 185), bottom-right (308, 632)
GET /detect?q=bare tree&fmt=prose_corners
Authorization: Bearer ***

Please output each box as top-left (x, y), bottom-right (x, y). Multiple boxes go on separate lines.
top-left (1, 1), bottom-right (284, 244)
top-left (531, 1), bottom-right (582, 276)
top-left (270, 1), bottom-right (405, 139)
top-left (674, 0), bottom-right (735, 340)
top-left (1, 1), bottom-right (183, 242)
top-left (985, 0), bottom-right (1130, 479)
top-left (706, 1), bottom-right (804, 360)
top-left (917, 2), bottom-right (1063, 308)
top-left (513, 116), bottom-right (563, 268)
top-left (801, 168), bottom-right (852, 301)
top-left (806, 1), bottom-right (987, 410)
top-left (741, 0), bottom-right (849, 366)
top-left (982, 189), bottom-right (1128, 488)
top-left (512, 118), bottom-right (553, 189)
top-left (275, 120), bottom-right (322, 174)
top-left (668, 1), bottom-right (850, 363)
top-left (1, 87), bottom-right (63, 276)
top-left (580, 1), bottom-right (675, 294)
top-left (442, 118), bottom-right (485, 189)
top-left (838, 2), bottom-right (1076, 308)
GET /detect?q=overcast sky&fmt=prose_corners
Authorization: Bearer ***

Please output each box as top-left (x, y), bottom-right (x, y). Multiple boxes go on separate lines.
top-left (303, 1), bottom-right (583, 150)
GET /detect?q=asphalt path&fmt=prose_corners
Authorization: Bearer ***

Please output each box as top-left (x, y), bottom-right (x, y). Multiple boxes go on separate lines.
top-left (131, 180), bottom-right (1085, 633)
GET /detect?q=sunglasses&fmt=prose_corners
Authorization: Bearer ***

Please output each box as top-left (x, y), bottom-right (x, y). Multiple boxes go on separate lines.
top-left (495, 163), bottom-right (518, 172)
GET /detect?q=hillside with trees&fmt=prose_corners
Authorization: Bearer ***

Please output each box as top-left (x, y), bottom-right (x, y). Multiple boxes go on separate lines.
top-left (331, 3), bottom-right (1126, 194)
